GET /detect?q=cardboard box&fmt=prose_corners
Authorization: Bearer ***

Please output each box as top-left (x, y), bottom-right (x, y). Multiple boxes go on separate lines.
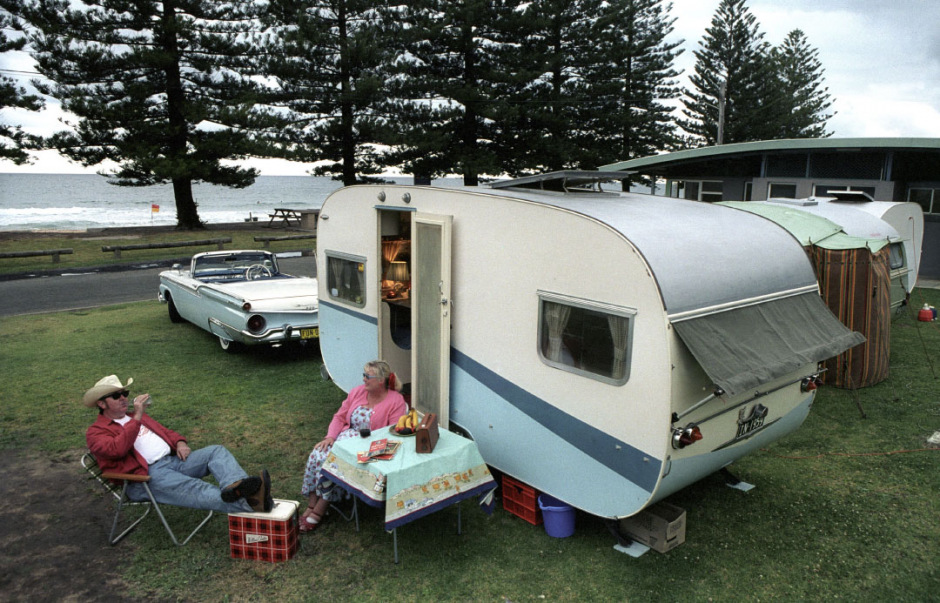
top-left (229, 499), bottom-right (300, 562)
top-left (618, 502), bottom-right (686, 553)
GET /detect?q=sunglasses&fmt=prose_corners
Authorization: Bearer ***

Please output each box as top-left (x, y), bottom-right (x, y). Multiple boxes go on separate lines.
top-left (362, 373), bottom-right (383, 380)
top-left (102, 390), bottom-right (130, 401)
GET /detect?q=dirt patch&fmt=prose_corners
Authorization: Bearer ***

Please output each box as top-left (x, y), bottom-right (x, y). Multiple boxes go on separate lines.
top-left (0, 449), bottom-right (141, 602)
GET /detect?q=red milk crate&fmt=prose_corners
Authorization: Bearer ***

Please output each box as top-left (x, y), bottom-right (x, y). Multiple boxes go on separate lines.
top-left (502, 475), bottom-right (542, 525)
top-left (229, 499), bottom-right (300, 562)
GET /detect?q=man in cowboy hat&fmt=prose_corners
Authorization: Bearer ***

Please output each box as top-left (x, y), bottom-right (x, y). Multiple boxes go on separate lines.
top-left (84, 374), bottom-right (273, 514)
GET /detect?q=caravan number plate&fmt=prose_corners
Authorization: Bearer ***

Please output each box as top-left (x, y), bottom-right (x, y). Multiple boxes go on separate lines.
top-left (300, 327), bottom-right (319, 339)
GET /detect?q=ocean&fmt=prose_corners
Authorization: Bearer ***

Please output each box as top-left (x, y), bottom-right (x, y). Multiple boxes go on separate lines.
top-left (0, 173), bottom-right (438, 231)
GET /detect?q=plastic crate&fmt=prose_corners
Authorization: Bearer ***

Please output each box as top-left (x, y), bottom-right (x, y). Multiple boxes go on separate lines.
top-left (502, 475), bottom-right (542, 525)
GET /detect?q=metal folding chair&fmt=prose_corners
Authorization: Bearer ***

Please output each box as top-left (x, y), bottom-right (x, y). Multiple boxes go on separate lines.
top-left (81, 451), bottom-right (214, 546)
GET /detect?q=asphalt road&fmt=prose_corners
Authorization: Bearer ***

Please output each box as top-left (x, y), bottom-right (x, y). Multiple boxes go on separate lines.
top-left (0, 254), bottom-right (318, 318)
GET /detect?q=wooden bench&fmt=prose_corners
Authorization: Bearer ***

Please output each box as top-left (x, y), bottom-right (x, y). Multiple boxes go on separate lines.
top-left (252, 234), bottom-right (317, 248)
top-left (0, 248), bottom-right (74, 264)
top-left (101, 237), bottom-right (231, 258)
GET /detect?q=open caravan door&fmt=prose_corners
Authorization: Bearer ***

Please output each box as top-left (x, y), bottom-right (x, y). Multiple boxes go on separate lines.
top-left (411, 213), bottom-right (453, 428)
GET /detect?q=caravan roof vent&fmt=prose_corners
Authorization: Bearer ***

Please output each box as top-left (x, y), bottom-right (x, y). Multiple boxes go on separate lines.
top-left (489, 170), bottom-right (634, 194)
top-left (827, 190), bottom-right (875, 203)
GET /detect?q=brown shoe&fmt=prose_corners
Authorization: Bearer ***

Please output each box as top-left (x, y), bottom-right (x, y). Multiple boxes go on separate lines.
top-left (247, 469), bottom-right (273, 513)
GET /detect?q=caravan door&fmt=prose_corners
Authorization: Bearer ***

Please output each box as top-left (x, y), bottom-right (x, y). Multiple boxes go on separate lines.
top-left (411, 213), bottom-right (453, 427)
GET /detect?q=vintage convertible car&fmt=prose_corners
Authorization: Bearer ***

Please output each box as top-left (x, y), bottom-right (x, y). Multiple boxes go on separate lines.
top-left (158, 250), bottom-right (319, 351)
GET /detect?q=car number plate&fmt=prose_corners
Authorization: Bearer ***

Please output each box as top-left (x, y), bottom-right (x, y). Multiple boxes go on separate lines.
top-left (300, 327), bottom-right (319, 339)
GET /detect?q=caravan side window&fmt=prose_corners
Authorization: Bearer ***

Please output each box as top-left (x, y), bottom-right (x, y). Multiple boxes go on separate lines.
top-left (888, 243), bottom-right (905, 270)
top-left (538, 293), bottom-right (634, 385)
top-left (325, 252), bottom-right (366, 307)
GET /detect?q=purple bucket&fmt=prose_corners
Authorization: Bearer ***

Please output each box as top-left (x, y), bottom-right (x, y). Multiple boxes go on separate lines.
top-left (538, 494), bottom-right (575, 538)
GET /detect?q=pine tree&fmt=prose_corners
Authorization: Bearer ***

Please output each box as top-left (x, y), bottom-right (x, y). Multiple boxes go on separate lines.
top-left (771, 29), bottom-right (833, 138)
top-left (264, 0), bottom-right (392, 185)
top-left (679, 0), bottom-right (780, 145)
top-left (579, 0), bottom-right (683, 170)
top-left (14, 0), bottom-right (272, 228)
top-left (384, 0), bottom-right (510, 185)
top-left (0, 6), bottom-right (43, 164)
top-left (492, 0), bottom-right (598, 174)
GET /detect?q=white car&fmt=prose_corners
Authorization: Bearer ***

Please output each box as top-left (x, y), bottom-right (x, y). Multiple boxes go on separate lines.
top-left (158, 250), bottom-right (319, 352)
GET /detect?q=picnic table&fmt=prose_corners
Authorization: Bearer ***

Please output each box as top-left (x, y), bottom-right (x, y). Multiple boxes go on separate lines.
top-left (266, 208), bottom-right (302, 228)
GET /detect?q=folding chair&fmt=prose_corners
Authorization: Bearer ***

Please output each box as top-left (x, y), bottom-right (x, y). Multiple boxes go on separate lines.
top-left (81, 451), bottom-right (214, 546)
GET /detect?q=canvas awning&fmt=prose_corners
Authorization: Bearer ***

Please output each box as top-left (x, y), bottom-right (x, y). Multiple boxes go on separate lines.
top-left (672, 292), bottom-right (866, 397)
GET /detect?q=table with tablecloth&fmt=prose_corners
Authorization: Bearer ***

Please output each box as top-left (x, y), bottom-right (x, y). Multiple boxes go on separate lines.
top-left (321, 425), bottom-right (496, 536)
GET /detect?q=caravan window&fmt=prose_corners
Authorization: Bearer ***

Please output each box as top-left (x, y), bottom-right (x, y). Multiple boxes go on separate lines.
top-left (888, 243), bottom-right (905, 270)
top-left (325, 252), bottom-right (366, 307)
top-left (537, 293), bottom-right (635, 385)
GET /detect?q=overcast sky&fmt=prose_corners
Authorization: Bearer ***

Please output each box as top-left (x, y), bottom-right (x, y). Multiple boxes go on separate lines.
top-left (1, 0), bottom-right (938, 174)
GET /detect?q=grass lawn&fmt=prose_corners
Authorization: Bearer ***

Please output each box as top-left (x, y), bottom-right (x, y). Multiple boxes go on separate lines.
top-left (0, 227), bottom-right (315, 275)
top-left (0, 288), bottom-right (937, 601)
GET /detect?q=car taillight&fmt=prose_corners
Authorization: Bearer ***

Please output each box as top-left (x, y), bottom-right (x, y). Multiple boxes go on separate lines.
top-left (242, 302), bottom-right (252, 311)
top-left (247, 315), bottom-right (266, 333)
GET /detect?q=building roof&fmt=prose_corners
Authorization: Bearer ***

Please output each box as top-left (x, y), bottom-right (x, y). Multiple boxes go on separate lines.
top-left (600, 138), bottom-right (940, 172)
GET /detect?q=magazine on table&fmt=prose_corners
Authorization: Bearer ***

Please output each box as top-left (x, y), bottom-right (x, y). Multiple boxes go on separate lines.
top-left (357, 438), bottom-right (401, 463)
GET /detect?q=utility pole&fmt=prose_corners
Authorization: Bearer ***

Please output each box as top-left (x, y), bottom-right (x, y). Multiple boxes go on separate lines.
top-left (717, 79), bottom-right (727, 145)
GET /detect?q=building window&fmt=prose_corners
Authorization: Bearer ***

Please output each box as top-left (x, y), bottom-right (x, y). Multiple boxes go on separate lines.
top-left (701, 181), bottom-right (723, 202)
top-left (675, 180), bottom-right (723, 202)
top-left (908, 188), bottom-right (937, 214)
top-left (325, 252), bottom-right (366, 307)
top-left (538, 292), bottom-right (635, 385)
top-left (810, 152), bottom-right (883, 179)
top-left (766, 153), bottom-right (807, 178)
top-left (768, 183), bottom-right (798, 198)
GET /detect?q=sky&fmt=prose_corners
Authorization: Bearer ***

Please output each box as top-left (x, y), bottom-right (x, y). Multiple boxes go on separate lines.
top-left (1, 0), bottom-right (938, 175)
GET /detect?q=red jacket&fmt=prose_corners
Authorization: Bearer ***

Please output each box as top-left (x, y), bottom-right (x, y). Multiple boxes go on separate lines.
top-left (86, 412), bottom-right (186, 478)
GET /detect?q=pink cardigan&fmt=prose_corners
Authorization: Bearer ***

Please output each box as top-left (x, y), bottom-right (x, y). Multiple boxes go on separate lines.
top-left (326, 385), bottom-right (408, 440)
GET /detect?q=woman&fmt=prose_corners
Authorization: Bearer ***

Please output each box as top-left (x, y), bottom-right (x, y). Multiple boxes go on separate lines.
top-left (300, 360), bottom-right (407, 532)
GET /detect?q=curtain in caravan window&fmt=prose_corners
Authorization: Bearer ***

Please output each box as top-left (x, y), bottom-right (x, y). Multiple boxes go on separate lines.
top-left (608, 315), bottom-right (630, 380)
top-left (327, 255), bottom-right (365, 306)
top-left (672, 292), bottom-right (866, 397)
top-left (544, 302), bottom-right (571, 362)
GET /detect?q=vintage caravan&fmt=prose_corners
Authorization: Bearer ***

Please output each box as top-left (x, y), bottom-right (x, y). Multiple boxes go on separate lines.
top-left (763, 193), bottom-right (924, 307)
top-left (315, 172), bottom-right (863, 519)
top-left (721, 201), bottom-right (896, 389)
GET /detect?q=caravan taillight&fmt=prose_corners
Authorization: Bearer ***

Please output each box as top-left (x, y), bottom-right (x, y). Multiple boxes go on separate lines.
top-left (672, 425), bottom-right (703, 449)
top-left (801, 375), bottom-right (820, 392)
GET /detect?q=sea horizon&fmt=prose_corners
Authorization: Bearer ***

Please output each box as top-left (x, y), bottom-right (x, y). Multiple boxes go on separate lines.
top-left (0, 173), bottom-right (450, 232)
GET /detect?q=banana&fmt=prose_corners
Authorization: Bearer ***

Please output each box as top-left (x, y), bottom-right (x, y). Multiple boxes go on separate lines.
top-left (396, 414), bottom-right (408, 430)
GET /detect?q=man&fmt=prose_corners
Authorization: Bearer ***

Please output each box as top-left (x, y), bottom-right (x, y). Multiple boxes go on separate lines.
top-left (84, 374), bottom-right (273, 514)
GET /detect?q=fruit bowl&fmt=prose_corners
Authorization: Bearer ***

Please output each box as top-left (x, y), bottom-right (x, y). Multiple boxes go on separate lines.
top-left (390, 426), bottom-right (417, 437)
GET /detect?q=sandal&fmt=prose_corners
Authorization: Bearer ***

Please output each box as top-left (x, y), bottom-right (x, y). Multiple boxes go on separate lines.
top-left (299, 506), bottom-right (323, 533)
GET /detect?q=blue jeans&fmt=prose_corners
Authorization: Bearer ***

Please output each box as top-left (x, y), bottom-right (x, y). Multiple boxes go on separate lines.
top-left (127, 444), bottom-right (254, 514)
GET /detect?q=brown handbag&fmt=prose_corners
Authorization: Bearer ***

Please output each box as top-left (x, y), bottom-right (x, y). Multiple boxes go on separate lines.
top-left (415, 413), bottom-right (439, 454)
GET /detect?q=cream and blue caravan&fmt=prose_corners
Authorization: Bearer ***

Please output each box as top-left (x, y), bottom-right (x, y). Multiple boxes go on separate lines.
top-left (315, 172), bottom-right (863, 519)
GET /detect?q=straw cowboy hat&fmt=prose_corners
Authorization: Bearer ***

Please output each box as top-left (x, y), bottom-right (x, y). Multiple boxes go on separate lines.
top-left (83, 375), bottom-right (134, 407)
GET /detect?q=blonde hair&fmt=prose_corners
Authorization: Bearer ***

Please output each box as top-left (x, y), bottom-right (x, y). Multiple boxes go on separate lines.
top-left (364, 360), bottom-right (401, 391)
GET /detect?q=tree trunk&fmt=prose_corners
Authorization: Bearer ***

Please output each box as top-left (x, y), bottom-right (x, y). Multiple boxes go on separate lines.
top-left (162, 0), bottom-right (201, 229)
top-left (173, 178), bottom-right (202, 229)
